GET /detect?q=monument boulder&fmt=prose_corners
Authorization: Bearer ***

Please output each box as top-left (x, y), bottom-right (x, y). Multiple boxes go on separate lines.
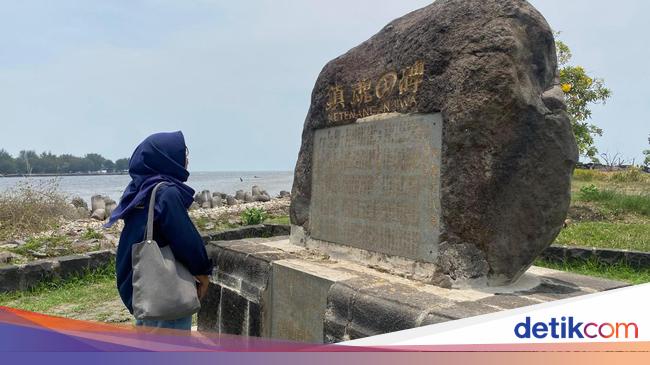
top-left (290, 0), bottom-right (577, 286)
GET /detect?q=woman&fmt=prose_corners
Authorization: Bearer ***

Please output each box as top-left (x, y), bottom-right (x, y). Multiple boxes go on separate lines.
top-left (106, 131), bottom-right (212, 330)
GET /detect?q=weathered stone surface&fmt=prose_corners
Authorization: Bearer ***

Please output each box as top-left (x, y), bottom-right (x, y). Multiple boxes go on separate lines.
top-left (594, 248), bottom-right (625, 265)
top-left (0, 252), bottom-right (16, 265)
top-left (226, 195), bottom-right (237, 205)
top-left (539, 245), bottom-right (566, 262)
top-left (91, 195), bottom-right (105, 212)
top-left (0, 265), bottom-right (20, 292)
top-left (195, 237), bottom-right (626, 343)
top-left (104, 198), bottom-right (117, 218)
top-left (219, 287), bottom-right (248, 335)
top-left (87, 250), bottom-right (115, 270)
top-left (566, 247), bottom-right (595, 262)
top-left (270, 260), bottom-right (355, 342)
top-left (91, 208), bottom-right (106, 220)
top-left (211, 196), bottom-right (223, 208)
top-left (235, 190), bottom-right (246, 201)
top-left (290, 0), bottom-right (577, 285)
top-left (625, 251), bottom-right (650, 269)
top-left (19, 260), bottom-right (58, 290)
top-left (57, 255), bottom-right (91, 279)
top-left (310, 113), bottom-right (442, 261)
top-left (197, 239), bottom-right (295, 337)
top-left (251, 186), bottom-right (263, 197)
top-left (254, 194), bottom-right (271, 202)
top-left (201, 224), bottom-right (288, 243)
top-left (243, 192), bottom-right (255, 203)
top-left (198, 282), bottom-right (222, 331)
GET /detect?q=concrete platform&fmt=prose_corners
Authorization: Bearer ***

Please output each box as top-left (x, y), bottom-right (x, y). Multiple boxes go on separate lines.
top-left (197, 237), bottom-right (627, 343)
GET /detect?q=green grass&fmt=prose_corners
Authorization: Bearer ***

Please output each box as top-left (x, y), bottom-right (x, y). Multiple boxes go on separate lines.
top-left (535, 258), bottom-right (650, 285)
top-left (576, 185), bottom-right (650, 217)
top-left (0, 263), bottom-right (119, 315)
top-left (9, 234), bottom-right (73, 257)
top-left (573, 168), bottom-right (650, 184)
top-left (265, 215), bottom-right (290, 225)
top-left (81, 228), bottom-right (104, 240)
top-left (556, 222), bottom-right (650, 251)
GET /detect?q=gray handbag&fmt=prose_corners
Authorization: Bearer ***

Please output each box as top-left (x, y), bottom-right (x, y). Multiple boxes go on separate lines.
top-left (131, 182), bottom-right (201, 321)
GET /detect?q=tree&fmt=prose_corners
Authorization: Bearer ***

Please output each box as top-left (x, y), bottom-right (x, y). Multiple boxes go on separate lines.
top-left (0, 149), bottom-right (17, 174)
top-left (17, 150), bottom-right (38, 174)
top-left (556, 37), bottom-right (612, 161)
top-left (115, 158), bottom-right (130, 171)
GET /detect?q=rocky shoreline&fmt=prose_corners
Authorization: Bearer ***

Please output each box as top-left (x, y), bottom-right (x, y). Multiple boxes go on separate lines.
top-left (0, 185), bottom-right (291, 266)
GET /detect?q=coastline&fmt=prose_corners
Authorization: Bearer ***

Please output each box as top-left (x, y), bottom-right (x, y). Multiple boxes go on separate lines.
top-left (0, 172), bottom-right (129, 178)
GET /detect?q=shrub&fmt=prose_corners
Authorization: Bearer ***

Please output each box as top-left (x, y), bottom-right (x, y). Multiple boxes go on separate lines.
top-left (609, 167), bottom-right (648, 183)
top-left (241, 207), bottom-right (268, 225)
top-left (573, 169), bottom-right (608, 182)
top-left (578, 184), bottom-right (601, 200)
top-left (0, 179), bottom-right (75, 240)
top-left (81, 228), bottom-right (104, 240)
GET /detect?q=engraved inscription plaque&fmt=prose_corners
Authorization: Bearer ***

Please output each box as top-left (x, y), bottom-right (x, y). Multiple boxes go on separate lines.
top-left (309, 113), bottom-right (442, 261)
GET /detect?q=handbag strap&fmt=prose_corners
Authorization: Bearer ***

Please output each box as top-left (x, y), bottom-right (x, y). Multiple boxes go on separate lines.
top-left (145, 182), bottom-right (167, 242)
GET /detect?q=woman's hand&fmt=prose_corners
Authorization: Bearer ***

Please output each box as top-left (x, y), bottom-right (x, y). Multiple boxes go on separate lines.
top-left (195, 275), bottom-right (210, 300)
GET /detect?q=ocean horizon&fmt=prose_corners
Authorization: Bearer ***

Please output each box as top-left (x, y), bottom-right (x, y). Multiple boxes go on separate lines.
top-left (0, 170), bottom-right (295, 205)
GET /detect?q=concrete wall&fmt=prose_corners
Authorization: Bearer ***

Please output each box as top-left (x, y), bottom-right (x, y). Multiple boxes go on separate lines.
top-left (197, 237), bottom-right (626, 343)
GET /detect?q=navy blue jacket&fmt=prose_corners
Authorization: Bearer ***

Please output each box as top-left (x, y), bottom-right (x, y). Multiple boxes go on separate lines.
top-left (115, 184), bottom-right (212, 314)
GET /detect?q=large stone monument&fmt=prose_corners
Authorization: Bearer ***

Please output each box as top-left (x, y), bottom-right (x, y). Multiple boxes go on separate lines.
top-left (198, 0), bottom-right (623, 344)
top-left (290, 0), bottom-right (578, 286)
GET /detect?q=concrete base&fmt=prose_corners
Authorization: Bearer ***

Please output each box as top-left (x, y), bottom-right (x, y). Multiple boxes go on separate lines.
top-left (197, 237), bottom-right (626, 343)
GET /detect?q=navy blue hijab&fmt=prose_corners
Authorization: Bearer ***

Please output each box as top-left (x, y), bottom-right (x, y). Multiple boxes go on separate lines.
top-left (105, 131), bottom-right (195, 227)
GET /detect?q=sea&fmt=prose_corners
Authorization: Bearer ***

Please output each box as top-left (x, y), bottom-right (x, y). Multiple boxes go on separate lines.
top-left (0, 171), bottom-right (294, 203)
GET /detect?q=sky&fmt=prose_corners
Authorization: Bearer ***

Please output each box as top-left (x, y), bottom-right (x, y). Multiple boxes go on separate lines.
top-left (0, 0), bottom-right (647, 171)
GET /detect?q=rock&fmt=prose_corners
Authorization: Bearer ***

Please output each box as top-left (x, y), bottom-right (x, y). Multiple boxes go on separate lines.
top-left (91, 195), bottom-right (105, 212)
top-left (226, 195), bottom-right (237, 206)
top-left (72, 239), bottom-right (99, 251)
top-left (0, 252), bottom-right (16, 264)
top-left (201, 201), bottom-right (211, 209)
top-left (252, 185), bottom-right (263, 197)
top-left (0, 243), bottom-right (18, 250)
top-left (542, 85), bottom-right (567, 111)
top-left (235, 190), bottom-right (246, 201)
top-left (244, 192), bottom-right (255, 203)
top-left (220, 193), bottom-right (227, 199)
top-left (28, 250), bottom-right (48, 259)
top-left (279, 191), bottom-right (291, 198)
top-left (255, 194), bottom-right (271, 202)
top-left (211, 196), bottom-right (223, 208)
top-left (4, 239), bottom-right (26, 247)
top-left (91, 208), bottom-right (106, 221)
top-left (71, 197), bottom-right (88, 210)
top-left (189, 202), bottom-right (200, 211)
top-left (201, 190), bottom-right (212, 205)
top-left (194, 193), bottom-right (204, 204)
top-left (289, 0), bottom-right (577, 286)
top-left (104, 198), bottom-right (117, 218)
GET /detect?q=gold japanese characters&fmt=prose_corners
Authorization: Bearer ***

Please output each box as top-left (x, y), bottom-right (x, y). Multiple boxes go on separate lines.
top-left (325, 60), bottom-right (425, 122)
